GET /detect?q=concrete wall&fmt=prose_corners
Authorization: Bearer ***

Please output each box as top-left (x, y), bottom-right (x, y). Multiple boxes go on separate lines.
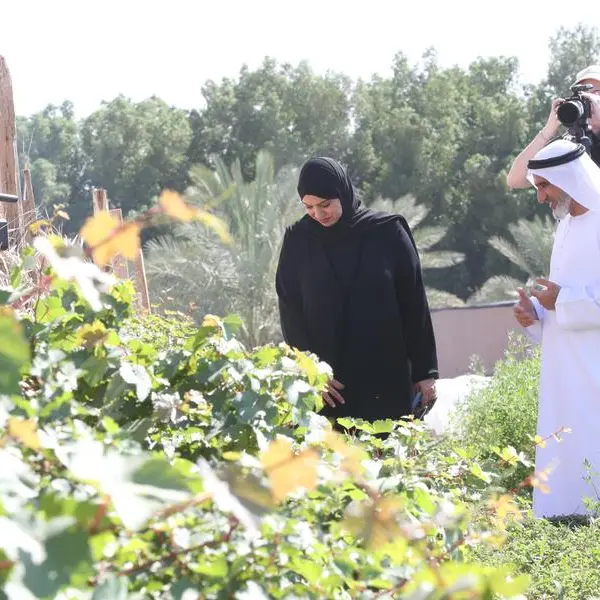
top-left (431, 301), bottom-right (518, 378)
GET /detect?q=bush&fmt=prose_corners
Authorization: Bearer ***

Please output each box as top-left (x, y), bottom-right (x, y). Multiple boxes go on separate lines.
top-left (449, 332), bottom-right (541, 492)
top-left (0, 199), bottom-right (536, 599)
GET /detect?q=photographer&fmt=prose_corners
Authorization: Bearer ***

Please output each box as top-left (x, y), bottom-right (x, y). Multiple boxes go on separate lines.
top-left (507, 65), bottom-right (600, 189)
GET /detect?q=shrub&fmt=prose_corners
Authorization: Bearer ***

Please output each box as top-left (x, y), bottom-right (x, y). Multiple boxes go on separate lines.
top-left (449, 332), bottom-right (541, 492)
top-left (0, 196), bottom-right (536, 599)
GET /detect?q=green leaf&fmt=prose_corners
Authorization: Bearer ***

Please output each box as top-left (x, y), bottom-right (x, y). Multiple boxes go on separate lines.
top-left (470, 462), bottom-right (492, 483)
top-left (170, 578), bottom-right (200, 600)
top-left (489, 570), bottom-right (530, 595)
top-left (371, 420), bottom-right (395, 434)
top-left (18, 518), bottom-right (93, 598)
top-left (0, 310), bottom-right (30, 396)
top-left (223, 313), bottom-right (244, 338)
top-left (58, 442), bottom-right (194, 530)
top-left (92, 576), bottom-right (129, 599)
top-left (120, 362), bottom-right (152, 402)
top-left (412, 487), bottom-right (437, 515)
top-left (0, 288), bottom-right (11, 305)
top-left (195, 556), bottom-right (228, 578)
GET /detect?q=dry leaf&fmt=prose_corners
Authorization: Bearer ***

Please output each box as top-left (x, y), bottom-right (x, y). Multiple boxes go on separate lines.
top-left (341, 496), bottom-right (405, 550)
top-left (195, 209), bottom-right (232, 244)
top-left (76, 321), bottom-right (109, 348)
top-left (202, 314), bottom-right (222, 329)
top-left (80, 212), bottom-right (119, 248)
top-left (8, 417), bottom-right (41, 451)
top-left (260, 438), bottom-right (319, 502)
top-left (324, 431), bottom-right (365, 476)
top-left (159, 190), bottom-right (197, 222)
top-left (92, 222), bottom-right (141, 266)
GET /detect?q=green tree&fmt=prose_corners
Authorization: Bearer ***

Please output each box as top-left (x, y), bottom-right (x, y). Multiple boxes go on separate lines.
top-left (187, 58), bottom-right (353, 181)
top-left (80, 95), bottom-right (193, 218)
top-left (16, 101), bottom-right (84, 220)
top-left (145, 150), bottom-right (301, 347)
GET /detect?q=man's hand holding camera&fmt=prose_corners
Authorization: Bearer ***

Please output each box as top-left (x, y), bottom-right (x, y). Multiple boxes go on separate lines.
top-left (581, 91), bottom-right (600, 135)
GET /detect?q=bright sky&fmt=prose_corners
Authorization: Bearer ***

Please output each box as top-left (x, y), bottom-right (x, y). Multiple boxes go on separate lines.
top-left (4, 0), bottom-right (600, 118)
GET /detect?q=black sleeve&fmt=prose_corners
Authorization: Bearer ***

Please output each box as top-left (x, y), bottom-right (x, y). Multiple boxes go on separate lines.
top-left (275, 229), bottom-right (310, 351)
top-left (393, 220), bottom-right (439, 382)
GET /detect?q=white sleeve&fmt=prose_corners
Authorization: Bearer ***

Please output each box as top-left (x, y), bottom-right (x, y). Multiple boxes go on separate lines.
top-left (521, 297), bottom-right (545, 344)
top-left (555, 284), bottom-right (600, 330)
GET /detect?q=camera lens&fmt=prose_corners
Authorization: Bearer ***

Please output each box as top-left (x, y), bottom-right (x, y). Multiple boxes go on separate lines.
top-left (557, 100), bottom-right (585, 126)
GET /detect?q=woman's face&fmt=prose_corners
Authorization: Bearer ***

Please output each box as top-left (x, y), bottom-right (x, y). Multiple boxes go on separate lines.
top-left (302, 195), bottom-right (343, 227)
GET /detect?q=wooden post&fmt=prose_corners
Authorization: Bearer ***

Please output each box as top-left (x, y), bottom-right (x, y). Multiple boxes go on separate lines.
top-left (108, 208), bottom-right (130, 280)
top-left (134, 248), bottom-right (151, 314)
top-left (92, 188), bottom-right (109, 214)
top-left (90, 188), bottom-right (150, 314)
top-left (0, 55), bottom-right (23, 250)
top-left (22, 165), bottom-right (37, 244)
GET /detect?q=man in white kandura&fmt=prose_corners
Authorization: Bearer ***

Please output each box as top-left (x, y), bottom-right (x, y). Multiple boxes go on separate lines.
top-left (513, 138), bottom-right (600, 519)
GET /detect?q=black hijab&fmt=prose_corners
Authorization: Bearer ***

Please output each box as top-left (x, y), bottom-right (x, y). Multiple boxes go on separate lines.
top-left (296, 157), bottom-right (417, 249)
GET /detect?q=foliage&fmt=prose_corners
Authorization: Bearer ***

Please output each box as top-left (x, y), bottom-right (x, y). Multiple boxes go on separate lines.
top-left (0, 199), bottom-right (549, 599)
top-left (468, 516), bottom-right (600, 599)
top-left (449, 333), bottom-right (541, 491)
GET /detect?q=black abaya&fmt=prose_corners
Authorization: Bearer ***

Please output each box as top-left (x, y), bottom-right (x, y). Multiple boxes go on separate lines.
top-left (275, 212), bottom-right (439, 421)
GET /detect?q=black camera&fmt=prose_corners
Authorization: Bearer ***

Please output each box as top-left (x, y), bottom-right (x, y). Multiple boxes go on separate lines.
top-left (557, 83), bottom-right (594, 152)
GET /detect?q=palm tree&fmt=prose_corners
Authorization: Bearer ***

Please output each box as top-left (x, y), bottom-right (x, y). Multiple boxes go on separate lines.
top-left (468, 215), bottom-right (556, 304)
top-left (369, 194), bottom-right (465, 308)
top-left (145, 150), bottom-right (302, 348)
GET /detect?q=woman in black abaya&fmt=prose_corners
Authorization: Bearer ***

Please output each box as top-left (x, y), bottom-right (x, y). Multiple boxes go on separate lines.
top-left (275, 157), bottom-right (439, 423)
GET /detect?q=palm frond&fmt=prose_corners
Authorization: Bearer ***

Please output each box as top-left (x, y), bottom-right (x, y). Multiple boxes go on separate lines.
top-left (426, 287), bottom-right (465, 309)
top-left (489, 215), bottom-right (556, 277)
top-left (468, 275), bottom-right (526, 305)
top-left (421, 250), bottom-right (465, 269)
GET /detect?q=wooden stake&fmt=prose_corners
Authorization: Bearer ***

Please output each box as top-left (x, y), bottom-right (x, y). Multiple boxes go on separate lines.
top-left (134, 248), bottom-right (151, 314)
top-left (92, 188), bottom-right (108, 215)
top-left (22, 166), bottom-right (37, 243)
top-left (0, 56), bottom-right (23, 250)
top-left (108, 208), bottom-right (130, 280)
top-left (90, 188), bottom-right (150, 314)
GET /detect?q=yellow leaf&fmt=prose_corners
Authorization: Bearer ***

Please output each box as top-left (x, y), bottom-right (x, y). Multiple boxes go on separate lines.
top-left (29, 220), bottom-right (51, 235)
top-left (324, 431), bottom-right (366, 476)
top-left (195, 209), bottom-right (232, 245)
top-left (159, 190), bottom-right (232, 244)
top-left (55, 210), bottom-right (70, 221)
top-left (8, 418), bottom-right (40, 451)
top-left (260, 438), bottom-right (319, 502)
top-left (159, 190), bottom-right (198, 222)
top-left (489, 494), bottom-right (522, 522)
top-left (108, 223), bottom-right (141, 261)
top-left (80, 212), bottom-right (119, 247)
top-left (202, 314), bottom-right (222, 329)
top-left (533, 435), bottom-right (546, 448)
top-left (83, 219), bottom-right (141, 267)
top-left (341, 496), bottom-right (404, 550)
top-left (76, 321), bottom-right (108, 348)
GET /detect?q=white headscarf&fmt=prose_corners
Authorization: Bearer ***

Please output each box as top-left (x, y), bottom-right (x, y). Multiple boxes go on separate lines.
top-left (527, 139), bottom-right (600, 212)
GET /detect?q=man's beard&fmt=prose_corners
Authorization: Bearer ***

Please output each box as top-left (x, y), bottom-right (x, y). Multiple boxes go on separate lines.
top-left (553, 192), bottom-right (572, 220)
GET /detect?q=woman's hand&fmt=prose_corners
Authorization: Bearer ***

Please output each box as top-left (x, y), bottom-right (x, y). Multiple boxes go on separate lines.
top-left (323, 379), bottom-right (345, 408)
top-left (414, 378), bottom-right (437, 407)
